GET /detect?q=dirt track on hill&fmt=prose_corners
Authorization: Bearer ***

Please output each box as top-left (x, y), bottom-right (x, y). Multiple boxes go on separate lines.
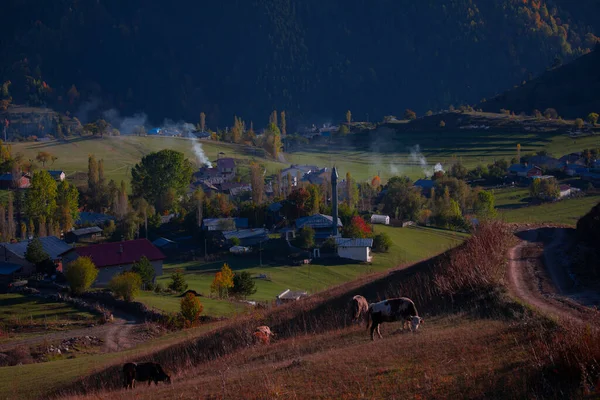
top-left (0, 310), bottom-right (140, 353)
top-left (506, 226), bottom-right (600, 326)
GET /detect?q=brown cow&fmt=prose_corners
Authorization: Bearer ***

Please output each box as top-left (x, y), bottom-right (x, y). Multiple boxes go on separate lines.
top-left (349, 295), bottom-right (370, 326)
top-left (366, 297), bottom-right (424, 340)
top-left (253, 325), bottom-right (274, 345)
top-left (123, 362), bottom-right (171, 389)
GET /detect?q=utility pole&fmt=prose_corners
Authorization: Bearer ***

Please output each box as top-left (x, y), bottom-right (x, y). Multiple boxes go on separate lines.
top-left (204, 237), bottom-right (207, 261)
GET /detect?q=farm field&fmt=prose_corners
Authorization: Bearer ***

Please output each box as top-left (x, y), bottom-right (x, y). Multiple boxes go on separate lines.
top-left (9, 129), bottom-right (600, 184)
top-left (140, 226), bottom-right (468, 312)
top-left (498, 194), bottom-right (600, 225)
top-left (136, 292), bottom-right (248, 316)
top-left (0, 294), bottom-right (97, 343)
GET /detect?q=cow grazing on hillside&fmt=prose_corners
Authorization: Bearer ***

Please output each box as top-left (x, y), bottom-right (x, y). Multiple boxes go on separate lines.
top-left (349, 295), bottom-right (369, 326)
top-left (367, 297), bottom-right (424, 340)
top-left (253, 325), bottom-right (274, 345)
top-left (123, 362), bottom-right (171, 389)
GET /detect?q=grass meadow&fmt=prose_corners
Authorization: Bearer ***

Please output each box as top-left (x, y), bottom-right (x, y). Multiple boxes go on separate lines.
top-left (10, 128), bottom-right (600, 184)
top-left (137, 226), bottom-right (468, 314)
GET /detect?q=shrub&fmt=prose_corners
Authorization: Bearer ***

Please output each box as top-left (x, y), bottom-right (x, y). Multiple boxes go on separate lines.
top-left (64, 256), bottom-right (98, 295)
top-left (404, 109), bottom-right (417, 120)
top-left (373, 232), bottom-right (392, 253)
top-left (230, 237), bottom-right (241, 246)
top-left (575, 118), bottom-right (585, 129)
top-left (109, 272), bottom-right (142, 302)
top-left (154, 282), bottom-right (164, 293)
top-left (588, 112), bottom-right (599, 126)
top-left (131, 256), bottom-right (155, 288)
top-left (230, 271), bottom-right (257, 298)
top-left (168, 269), bottom-right (188, 293)
top-left (439, 120), bottom-right (446, 127)
top-left (297, 226), bottom-right (315, 249)
top-left (180, 292), bottom-right (203, 327)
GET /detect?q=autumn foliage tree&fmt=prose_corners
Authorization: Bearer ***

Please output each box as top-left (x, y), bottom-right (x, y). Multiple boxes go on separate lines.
top-left (371, 176), bottom-right (381, 188)
top-left (343, 216), bottom-right (372, 238)
top-left (210, 263), bottom-right (234, 298)
top-left (180, 292), bottom-right (203, 327)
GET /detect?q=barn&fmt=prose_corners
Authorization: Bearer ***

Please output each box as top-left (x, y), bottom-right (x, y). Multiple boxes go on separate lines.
top-left (335, 238), bottom-right (373, 262)
top-left (370, 214), bottom-right (390, 225)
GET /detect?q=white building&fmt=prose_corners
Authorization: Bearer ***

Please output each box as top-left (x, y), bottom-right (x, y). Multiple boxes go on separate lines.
top-left (335, 238), bottom-right (373, 263)
top-left (370, 214), bottom-right (390, 225)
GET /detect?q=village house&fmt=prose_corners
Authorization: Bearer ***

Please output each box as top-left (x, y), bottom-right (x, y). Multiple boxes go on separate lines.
top-left (564, 165), bottom-right (589, 177)
top-left (0, 173), bottom-right (31, 189)
top-left (219, 182), bottom-right (252, 197)
top-left (303, 167), bottom-right (330, 185)
top-left (281, 165), bottom-right (318, 187)
top-left (223, 228), bottom-right (269, 247)
top-left (508, 164), bottom-right (543, 178)
top-left (48, 170), bottom-right (66, 182)
top-left (60, 239), bottom-right (165, 287)
top-left (217, 158), bottom-right (236, 179)
top-left (152, 237), bottom-right (178, 251)
top-left (295, 214), bottom-right (342, 240)
top-left (525, 156), bottom-right (564, 171)
top-left (0, 262), bottom-right (24, 290)
top-left (559, 184), bottom-right (572, 198)
top-left (64, 226), bottom-right (103, 244)
top-left (202, 218), bottom-right (249, 231)
top-left (335, 238), bottom-right (373, 262)
top-left (0, 236), bottom-right (72, 275)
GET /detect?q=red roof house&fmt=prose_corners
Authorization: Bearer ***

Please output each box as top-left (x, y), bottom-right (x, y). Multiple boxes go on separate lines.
top-left (60, 239), bottom-right (166, 286)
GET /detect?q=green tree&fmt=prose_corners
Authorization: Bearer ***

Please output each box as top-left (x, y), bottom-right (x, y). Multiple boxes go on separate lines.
top-left (65, 256), bottom-right (98, 295)
top-left (168, 269), bottom-right (188, 292)
top-left (298, 226), bottom-right (315, 249)
top-left (450, 162), bottom-right (468, 180)
top-left (382, 176), bottom-right (424, 221)
top-left (250, 162), bottom-right (264, 205)
top-left (588, 113), bottom-right (599, 126)
top-left (338, 125), bottom-right (350, 135)
top-left (280, 111), bottom-right (286, 136)
top-left (131, 256), bottom-right (155, 287)
top-left (109, 271), bottom-right (142, 301)
top-left (35, 151), bottom-right (57, 167)
top-left (230, 271), bottom-right (257, 298)
top-left (24, 170), bottom-right (57, 223)
top-left (575, 118), bottom-right (585, 129)
top-left (529, 179), bottom-right (541, 198)
top-left (404, 109), bottom-right (417, 120)
top-left (131, 149), bottom-right (193, 211)
top-left (544, 108), bottom-right (558, 119)
top-left (474, 190), bottom-right (498, 219)
top-left (230, 237), bottom-right (241, 246)
top-left (25, 237), bottom-right (49, 264)
top-left (180, 292), bottom-right (203, 327)
top-left (56, 180), bottom-right (79, 231)
top-left (373, 232), bottom-right (392, 253)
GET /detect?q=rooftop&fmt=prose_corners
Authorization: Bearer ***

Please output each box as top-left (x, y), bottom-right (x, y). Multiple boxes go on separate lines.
top-left (413, 179), bottom-right (435, 189)
top-left (61, 239), bottom-right (165, 268)
top-left (335, 238), bottom-right (374, 247)
top-left (1, 236), bottom-right (72, 260)
top-left (69, 226), bottom-right (102, 236)
top-left (277, 289), bottom-right (308, 300)
top-left (217, 158), bottom-right (236, 169)
top-left (223, 229), bottom-right (268, 241)
top-left (295, 214), bottom-right (343, 229)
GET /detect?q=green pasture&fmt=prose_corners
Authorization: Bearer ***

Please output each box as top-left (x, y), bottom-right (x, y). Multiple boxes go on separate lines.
top-left (146, 226), bottom-right (467, 308)
top-left (498, 194), bottom-right (600, 226)
top-left (136, 291), bottom-right (248, 316)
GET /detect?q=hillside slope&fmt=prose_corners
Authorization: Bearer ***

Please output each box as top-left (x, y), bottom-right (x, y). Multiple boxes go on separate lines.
top-left (0, 1), bottom-right (598, 125)
top-left (480, 48), bottom-right (600, 118)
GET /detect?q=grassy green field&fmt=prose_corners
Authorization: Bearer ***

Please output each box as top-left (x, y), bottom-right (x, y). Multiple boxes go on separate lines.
top-left (0, 294), bottom-right (97, 342)
top-left (10, 128), bottom-right (600, 185)
top-left (499, 194), bottom-right (600, 225)
top-left (142, 226), bottom-right (467, 310)
top-left (136, 291), bottom-right (248, 316)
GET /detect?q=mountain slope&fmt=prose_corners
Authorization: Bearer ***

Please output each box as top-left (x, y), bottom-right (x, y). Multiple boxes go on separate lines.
top-left (0, 0), bottom-right (598, 126)
top-left (479, 48), bottom-right (600, 118)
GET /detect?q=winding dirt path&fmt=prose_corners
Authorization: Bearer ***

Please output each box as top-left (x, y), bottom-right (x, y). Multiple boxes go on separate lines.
top-left (507, 227), bottom-right (599, 326)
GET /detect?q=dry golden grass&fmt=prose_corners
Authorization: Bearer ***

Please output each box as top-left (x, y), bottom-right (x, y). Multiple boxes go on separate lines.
top-left (49, 222), bottom-right (600, 399)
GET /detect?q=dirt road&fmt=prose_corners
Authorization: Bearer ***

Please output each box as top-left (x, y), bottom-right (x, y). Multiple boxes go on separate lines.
top-left (507, 227), bottom-right (599, 325)
top-left (0, 310), bottom-right (140, 353)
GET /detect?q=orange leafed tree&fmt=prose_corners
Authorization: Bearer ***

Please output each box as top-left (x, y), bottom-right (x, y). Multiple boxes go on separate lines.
top-left (210, 263), bottom-right (234, 298)
top-left (371, 176), bottom-right (381, 188)
top-left (180, 292), bottom-right (203, 328)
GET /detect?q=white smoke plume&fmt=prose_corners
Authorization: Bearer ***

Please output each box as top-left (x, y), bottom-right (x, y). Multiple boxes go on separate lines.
top-left (161, 119), bottom-right (212, 168)
top-left (103, 109), bottom-right (148, 135)
top-left (409, 145), bottom-right (444, 178)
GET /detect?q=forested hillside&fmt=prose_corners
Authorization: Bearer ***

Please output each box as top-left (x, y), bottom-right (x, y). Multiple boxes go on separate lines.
top-left (0, 0), bottom-right (598, 126)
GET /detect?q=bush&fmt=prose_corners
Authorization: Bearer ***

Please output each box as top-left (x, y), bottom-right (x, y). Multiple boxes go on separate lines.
top-left (297, 226), bottom-right (315, 249)
top-left (180, 292), bottom-right (203, 327)
top-left (439, 120), bottom-right (446, 127)
top-left (131, 256), bottom-right (155, 288)
top-left (109, 272), bottom-right (142, 302)
top-left (230, 237), bottom-right (241, 246)
top-left (154, 282), bottom-right (164, 293)
top-left (230, 271), bottom-right (257, 298)
top-left (64, 256), bottom-right (98, 295)
top-left (373, 232), bottom-right (392, 253)
top-left (168, 269), bottom-right (188, 293)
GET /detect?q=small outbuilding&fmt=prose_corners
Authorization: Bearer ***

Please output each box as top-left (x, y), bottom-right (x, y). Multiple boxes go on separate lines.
top-left (276, 289), bottom-right (308, 305)
top-left (335, 238), bottom-right (373, 263)
top-left (370, 214), bottom-right (390, 225)
top-left (64, 226), bottom-right (103, 244)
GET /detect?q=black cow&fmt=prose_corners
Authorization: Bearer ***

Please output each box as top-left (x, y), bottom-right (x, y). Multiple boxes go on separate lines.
top-left (366, 297), bottom-right (424, 340)
top-left (123, 362), bottom-right (171, 389)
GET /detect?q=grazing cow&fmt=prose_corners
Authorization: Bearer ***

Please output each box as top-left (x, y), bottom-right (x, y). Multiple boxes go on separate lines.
top-left (366, 297), bottom-right (424, 340)
top-left (123, 362), bottom-right (171, 389)
top-left (349, 295), bottom-right (369, 326)
top-left (253, 325), bottom-right (274, 345)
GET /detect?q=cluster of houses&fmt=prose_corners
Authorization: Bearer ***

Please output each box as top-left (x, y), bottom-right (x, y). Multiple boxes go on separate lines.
top-left (190, 157), bottom-right (253, 197)
top-left (0, 235), bottom-right (166, 289)
top-left (0, 169), bottom-right (65, 190)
